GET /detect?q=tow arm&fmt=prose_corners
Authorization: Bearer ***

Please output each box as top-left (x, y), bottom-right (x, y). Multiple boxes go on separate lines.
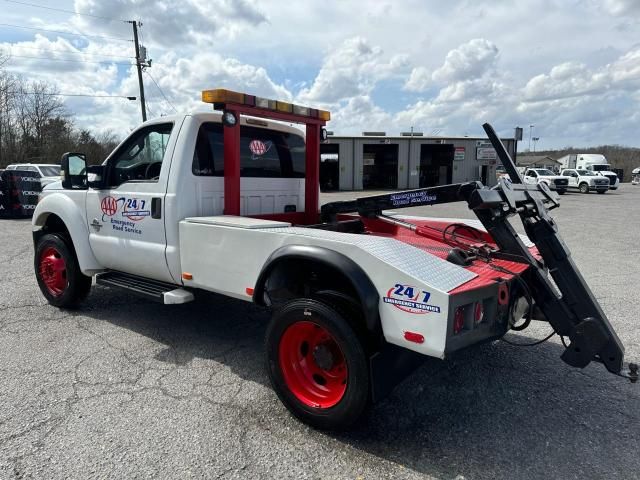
top-left (322, 123), bottom-right (637, 383)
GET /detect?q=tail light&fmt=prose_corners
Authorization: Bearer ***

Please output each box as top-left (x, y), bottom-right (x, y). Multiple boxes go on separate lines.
top-left (453, 307), bottom-right (465, 334)
top-left (474, 301), bottom-right (484, 324)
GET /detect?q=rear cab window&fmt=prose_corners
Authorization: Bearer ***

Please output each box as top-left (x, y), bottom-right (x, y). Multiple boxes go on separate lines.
top-left (192, 123), bottom-right (305, 178)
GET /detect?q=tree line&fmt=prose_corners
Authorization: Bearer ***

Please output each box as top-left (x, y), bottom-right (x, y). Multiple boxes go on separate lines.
top-left (0, 56), bottom-right (120, 169)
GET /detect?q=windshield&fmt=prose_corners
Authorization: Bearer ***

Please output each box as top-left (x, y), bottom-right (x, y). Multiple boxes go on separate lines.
top-left (535, 169), bottom-right (555, 176)
top-left (590, 164), bottom-right (610, 172)
top-left (576, 170), bottom-right (596, 176)
top-left (39, 166), bottom-right (61, 176)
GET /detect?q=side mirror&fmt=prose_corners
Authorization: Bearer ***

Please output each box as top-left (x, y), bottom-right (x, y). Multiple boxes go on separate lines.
top-left (61, 152), bottom-right (87, 189)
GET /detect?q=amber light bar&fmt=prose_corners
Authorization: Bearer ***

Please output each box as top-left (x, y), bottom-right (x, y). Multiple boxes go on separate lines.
top-left (202, 88), bottom-right (330, 121)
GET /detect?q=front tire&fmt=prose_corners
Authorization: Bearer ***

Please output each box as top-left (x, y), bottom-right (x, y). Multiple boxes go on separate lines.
top-left (35, 233), bottom-right (92, 307)
top-left (265, 299), bottom-right (369, 430)
top-left (579, 182), bottom-right (589, 194)
top-left (597, 190), bottom-right (606, 194)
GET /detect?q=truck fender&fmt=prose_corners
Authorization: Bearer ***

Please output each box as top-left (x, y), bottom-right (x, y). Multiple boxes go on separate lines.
top-left (32, 192), bottom-right (102, 274)
top-left (253, 245), bottom-right (380, 334)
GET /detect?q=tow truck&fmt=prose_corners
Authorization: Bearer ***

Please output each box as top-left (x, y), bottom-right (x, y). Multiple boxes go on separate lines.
top-left (32, 89), bottom-right (637, 429)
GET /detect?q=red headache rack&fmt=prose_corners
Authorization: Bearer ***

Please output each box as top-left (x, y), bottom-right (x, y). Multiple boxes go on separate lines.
top-left (201, 88), bottom-right (330, 225)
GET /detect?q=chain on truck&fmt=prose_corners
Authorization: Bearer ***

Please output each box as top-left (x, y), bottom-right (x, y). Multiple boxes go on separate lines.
top-left (31, 89), bottom-right (638, 430)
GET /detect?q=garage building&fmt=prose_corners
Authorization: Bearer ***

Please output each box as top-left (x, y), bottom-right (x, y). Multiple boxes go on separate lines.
top-left (320, 132), bottom-right (516, 191)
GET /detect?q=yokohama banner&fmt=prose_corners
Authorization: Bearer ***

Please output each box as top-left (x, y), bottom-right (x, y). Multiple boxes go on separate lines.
top-left (0, 170), bottom-right (42, 218)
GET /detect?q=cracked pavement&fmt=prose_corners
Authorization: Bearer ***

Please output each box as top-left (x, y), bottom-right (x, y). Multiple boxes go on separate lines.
top-left (1, 186), bottom-right (639, 479)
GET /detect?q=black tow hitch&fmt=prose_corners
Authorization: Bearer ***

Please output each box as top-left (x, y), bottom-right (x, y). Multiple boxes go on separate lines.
top-left (320, 122), bottom-right (635, 383)
top-left (475, 123), bottom-right (633, 381)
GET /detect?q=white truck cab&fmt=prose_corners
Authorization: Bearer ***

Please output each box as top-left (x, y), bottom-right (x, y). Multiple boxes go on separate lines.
top-left (560, 168), bottom-right (609, 194)
top-left (30, 89), bottom-right (635, 429)
top-left (522, 168), bottom-right (569, 194)
top-left (557, 153), bottom-right (619, 190)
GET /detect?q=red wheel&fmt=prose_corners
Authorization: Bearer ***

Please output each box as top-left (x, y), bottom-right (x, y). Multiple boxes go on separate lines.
top-left (34, 233), bottom-right (92, 307)
top-left (266, 299), bottom-right (369, 430)
top-left (38, 246), bottom-right (68, 297)
top-left (278, 320), bottom-right (348, 408)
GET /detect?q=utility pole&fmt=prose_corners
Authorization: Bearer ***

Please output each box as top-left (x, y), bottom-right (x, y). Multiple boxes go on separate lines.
top-left (529, 124), bottom-right (534, 152)
top-left (128, 20), bottom-right (147, 122)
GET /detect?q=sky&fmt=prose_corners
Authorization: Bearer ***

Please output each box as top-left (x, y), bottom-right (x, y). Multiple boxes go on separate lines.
top-left (1, 0), bottom-right (639, 151)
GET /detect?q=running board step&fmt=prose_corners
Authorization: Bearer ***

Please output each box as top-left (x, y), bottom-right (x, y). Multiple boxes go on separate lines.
top-left (96, 271), bottom-right (194, 304)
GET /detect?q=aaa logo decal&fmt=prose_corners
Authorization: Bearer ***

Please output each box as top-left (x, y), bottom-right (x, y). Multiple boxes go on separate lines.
top-left (249, 139), bottom-right (272, 158)
top-left (101, 196), bottom-right (118, 216)
top-left (383, 284), bottom-right (441, 315)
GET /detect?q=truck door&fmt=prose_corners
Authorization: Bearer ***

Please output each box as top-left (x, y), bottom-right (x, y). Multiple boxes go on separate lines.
top-left (85, 122), bottom-right (178, 283)
top-left (566, 170), bottom-right (578, 188)
top-left (524, 170), bottom-right (537, 184)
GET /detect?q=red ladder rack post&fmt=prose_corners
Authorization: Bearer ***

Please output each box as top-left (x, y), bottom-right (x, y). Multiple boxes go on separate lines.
top-left (223, 109), bottom-right (241, 216)
top-left (305, 123), bottom-right (320, 224)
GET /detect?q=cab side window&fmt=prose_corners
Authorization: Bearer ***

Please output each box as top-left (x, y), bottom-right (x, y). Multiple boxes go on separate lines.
top-left (192, 123), bottom-right (305, 178)
top-left (528, 170), bottom-right (537, 178)
top-left (109, 123), bottom-right (173, 186)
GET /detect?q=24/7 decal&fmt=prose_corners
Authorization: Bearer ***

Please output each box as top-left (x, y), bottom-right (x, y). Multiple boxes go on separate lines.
top-left (100, 196), bottom-right (150, 222)
top-left (383, 284), bottom-right (441, 314)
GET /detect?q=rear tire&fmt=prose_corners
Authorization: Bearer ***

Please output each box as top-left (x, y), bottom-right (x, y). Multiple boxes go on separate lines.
top-left (35, 233), bottom-right (92, 308)
top-left (265, 298), bottom-right (369, 430)
top-left (579, 182), bottom-right (589, 194)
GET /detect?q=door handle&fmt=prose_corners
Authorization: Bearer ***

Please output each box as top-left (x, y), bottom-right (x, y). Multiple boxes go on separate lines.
top-left (151, 198), bottom-right (161, 219)
top-left (91, 218), bottom-right (102, 231)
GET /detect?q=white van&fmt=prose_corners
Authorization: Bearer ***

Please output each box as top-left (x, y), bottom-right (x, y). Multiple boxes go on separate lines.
top-left (5, 163), bottom-right (61, 187)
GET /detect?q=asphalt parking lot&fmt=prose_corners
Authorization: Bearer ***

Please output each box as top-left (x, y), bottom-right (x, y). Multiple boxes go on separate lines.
top-left (1, 185), bottom-right (639, 479)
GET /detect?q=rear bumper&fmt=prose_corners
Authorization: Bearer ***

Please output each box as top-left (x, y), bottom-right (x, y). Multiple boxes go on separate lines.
top-left (444, 280), bottom-right (514, 354)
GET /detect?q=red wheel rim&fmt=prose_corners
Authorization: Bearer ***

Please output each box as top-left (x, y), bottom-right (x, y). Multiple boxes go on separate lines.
top-left (38, 246), bottom-right (67, 297)
top-left (278, 321), bottom-right (348, 408)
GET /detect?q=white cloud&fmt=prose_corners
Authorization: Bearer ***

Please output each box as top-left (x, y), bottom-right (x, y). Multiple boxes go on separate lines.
top-left (329, 95), bottom-right (392, 134)
top-left (432, 38), bottom-right (498, 83)
top-left (603, 0), bottom-right (640, 16)
top-left (297, 36), bottom-right (409, 105)
top-left (405, 38), bottom-right (499, 93)
top-left (404, 66), bottom-right (431, 92)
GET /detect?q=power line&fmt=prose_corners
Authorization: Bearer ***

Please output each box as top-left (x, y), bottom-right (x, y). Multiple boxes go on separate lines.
top-left (5, 53), bottom-right (134, 66)
top-left (9, 91), bottom-right (136, 99)
top-left (3, 0), bottom-right (126, 22)
top-left (1, 44), bottom-right (134, 59)
top-left (0, 22), bottom-right (132, 42)
top-left (145, 70), bottom-right (177, 113)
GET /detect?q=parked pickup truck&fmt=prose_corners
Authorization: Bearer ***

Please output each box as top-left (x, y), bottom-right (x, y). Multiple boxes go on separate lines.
top-left (522, 168), bottom-right (568, 194)
top-left (561, 169), bottom-right (609, 194)
top-left (31, 89), bottom-right (636, 429)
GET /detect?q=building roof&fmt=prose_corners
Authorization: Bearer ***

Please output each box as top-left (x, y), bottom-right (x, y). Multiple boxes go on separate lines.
top-left (516, 155), bottom-right (560, 166)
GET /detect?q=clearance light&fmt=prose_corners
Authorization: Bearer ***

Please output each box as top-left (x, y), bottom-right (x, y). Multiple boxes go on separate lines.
top-left (255, 96), bottom-right (277, 110)
top-left (201, 88), bottom-right (331, 121)
top-left (404, 331), bottom-right (425, 344)
top-left (293, 105), bottom-right (310, 116)
top-left (202, 89), bottom-right (244, 104)
top-left (276, 101), bottom-right (293, 113)
top-left (454, 306), bottom-right (465, 334)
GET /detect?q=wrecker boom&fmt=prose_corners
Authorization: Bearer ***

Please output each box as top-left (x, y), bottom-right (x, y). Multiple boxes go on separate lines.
top-left (322, 123), bottom-right (637, 382)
